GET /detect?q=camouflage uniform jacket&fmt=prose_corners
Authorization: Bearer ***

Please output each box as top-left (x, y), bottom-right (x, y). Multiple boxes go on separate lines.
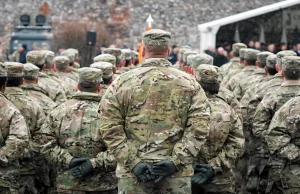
top-left (220, 58), bottom-right (244, 86)
top-left (0, 93), bottom-right (29, 189)
top-left (4, 87), bottom-right (45, 135)
top-left (69, 67), bottom-right (79, 82)
top-left (99, 84), bottom-right (109, 97)
top-left (99, 58), bottom-right (210, 178)
top-left (10, 50), bottom-right (20, 62)
top-left (225, 66), bottom-right (256, 92)
top-left (21, 83), bottom-right (57, 115)
top-left (266, 96), bottom-right (300, 192)
top-left (218, 87), bottom-right (242, 120)
top-left (36, 92), bottom-right (117, 192)
top-left (218, 57), bottom-right (240, 82)
top-left (234, 68), bottom-right (266, 101)
top-left (38, 72), bottom-right (67, 104)
top-left (199, 93), bottom-right (244, 193)
top-left (55, 71), bottom-right (78, 99)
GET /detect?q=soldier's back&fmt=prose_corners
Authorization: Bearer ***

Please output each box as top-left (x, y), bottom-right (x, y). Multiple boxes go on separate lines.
top-left (56, 72), bottom-right (78, 99)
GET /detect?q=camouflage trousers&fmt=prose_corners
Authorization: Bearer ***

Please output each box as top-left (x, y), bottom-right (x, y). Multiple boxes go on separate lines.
top-left (118, 177), bottom-right (191, 194)
top-left (57, 189), bottom-right (117, 194)
top-left (0, 187), bottom-right (19, 194)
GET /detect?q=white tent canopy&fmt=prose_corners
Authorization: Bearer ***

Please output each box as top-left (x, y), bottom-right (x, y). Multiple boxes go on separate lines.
top-left (198, 0), bottom-right (300, 52)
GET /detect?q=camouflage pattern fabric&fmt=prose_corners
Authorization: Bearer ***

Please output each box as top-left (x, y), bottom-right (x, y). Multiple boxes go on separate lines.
top-left (118, 177), bottom-right (191, 194)
top-left (99, 58), bottom-right (210, 183)
top-left (4, 87), bottom-right (45, 135)
top-left (218, 87), bottom-right (242, 120)
top-left (68, 67), bottom-right (79, 82)
top-left (266, 96), bottom-right (300, 194)
top-left (225, 66), bottom-right (256, 92)
top-left (38, 72), bottom-right (67, 104)
top-left (10, 50), bottom-right (20, 62)
top-left (55, 71), bottom-right (78, 99)
top-left (0, 93), bottom-right (29, 189)
top-left (197, 94), bottom-right (244, 193)
top-left (100, 84), bottom-right (109, 97)
top-left (233, 68), bottom-right (266, 101)
top-left (21, 83), bottom-right (57, 115)
top-left (220, 57), bottom-right (244, 86)
top-left (36, 92), bottom-right (117, 192)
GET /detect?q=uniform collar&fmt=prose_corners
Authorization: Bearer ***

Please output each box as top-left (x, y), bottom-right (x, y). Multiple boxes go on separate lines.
top-left (21, 83), bottom-right (48, 95)
top-left (281, 80), bottom-right (300, 87)
top-left (230, 57), bottom-right (240, 62)
top-left (38, 72), bottom-right (50, 78)
top-left (241, 66), bottom-right (256, 72)
top-left (252, 68), bottom-right (265, 75)
top-left (73, 91), bottom-right (102, 102)
top-left (139, 58), bottom-right (172, 68)
top-left (4, 87), bottom-right (24, 95)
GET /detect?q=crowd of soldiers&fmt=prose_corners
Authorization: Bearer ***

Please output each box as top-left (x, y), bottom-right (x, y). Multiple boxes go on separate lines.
top-left (0, 28), bottom-right (299, 194)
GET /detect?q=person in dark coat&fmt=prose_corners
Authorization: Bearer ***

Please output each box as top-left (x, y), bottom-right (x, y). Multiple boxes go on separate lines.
top-left (213, 47), bottom-right (228, 67)
top-left (19, 44), bottom-right (28, 64)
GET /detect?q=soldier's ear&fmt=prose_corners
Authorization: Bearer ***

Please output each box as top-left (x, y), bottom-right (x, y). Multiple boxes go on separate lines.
top-left (255, 61), bottom-right (259, 67)
top-left (167, 48), bottom-right (171, 57)
top-left (77, 84), bottom-right (80, 91)
top-left (97, 84), bottom-right (102, 93)
top-left (281, 71), bottom-right (285, 78)
top-left (142, 47), bottom-right (145, 57)
top-left (244, 60), bottom-right (248, 66)
top-left (264, 66), bottom-right (268, 74)
top-left (42, 64), bottom-right (46, 71)
top-left (35, 77), bottom-right (38, 84)
top-left (275, 64), bottom-right (279, 72)
top-left (20, 78), bottom-right (24, 86)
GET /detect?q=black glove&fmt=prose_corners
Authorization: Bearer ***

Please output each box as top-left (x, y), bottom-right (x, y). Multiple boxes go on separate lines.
top-left (70, 159), bottom-right (93, 178)
top-left (192, 164), bottom-right (214, 185)
top-left (69, 157), bottom-right (88, 169)
top-left (153, 160), bottom-right (177, 183)
top-left (132, 162), bottom-right (155, 183)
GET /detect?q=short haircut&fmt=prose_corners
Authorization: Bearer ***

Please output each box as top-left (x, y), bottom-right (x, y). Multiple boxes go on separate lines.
top-left (125, 60), bottom-right (131, 67)
top-left (234, 51), bottom-right (240, 57)
top-left (258, 61), bottom-right (266, 68)
top-left (116, 58), bottom-right (121, 68)
top-left (0, 77), bottom-right (7, 88)
top-left (283, 69), bottom-right (300, 80)
top-left (35, 64), bottom-right (44, 71)
top-left (266, 67), bottom-right (277, 75)
top-left (7, 76), bottom-right (23, 87)
top-left (78, 82), bottom-right (99, 92)
top-left (199, 80), bottom-right (220, 95)
top-left (103, 78), bottom-right (111, 85)
top-left (245, 59), bottom-right (256, 66)
top-left (144, 45), bottom-right (169, 55)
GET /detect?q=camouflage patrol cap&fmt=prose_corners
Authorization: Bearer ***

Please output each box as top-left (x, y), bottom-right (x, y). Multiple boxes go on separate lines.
top-left (195, 64), bottom-right (218, 83)
top-left (67, 48), bottom-right (79, 59)
top-left (5, 62), bottom-right (24, 77)
top-left (26, 51), bottom-right (45, 66)
top-left (0, 62), bottom-right (7, 77)
top-left (276, 50), bottom-right (297, 67)
top-left (191, 54), bottom-right (214, 68)
top-left (282, 56), bottom-right (300, 71)
top-left (90, 62), bottom-right (113, 79)
top-left (187, 55), bottom-right (197, 67)
top-left (41, 50), bottom-right (55, 65)
top-left (61, 50), bottom-right (75, 63)
top-left (266, 54), bottom-right (277, 68)
top-left (79, 67), bottom-right (103, 84)
top-left (133, 51), bottom-right (138, 59)
top-left (179, 46), bottom-right (192, 57)
top-left (53, 56), bottom-right (70, 70)
top-left (73, 62), bottom-right (80, 68)
top-left (104, 48), bottom-right (122, 59)
top-left (93, 54), bottom-right (116, 66)
top-left (244, 49), bottom-right (260, 60)
top-left (239, 48), bottom-right (247, 59)
top-left (257, 51), bottom-right (273, 64)
top-left (121, 49), bottom-right (132, 60)
top-left (183, 51), bottom-right (197, 64)
top-left (23, 63), bottom-right (39, 80)
top-left (142, 29), bottom-right (171, 46)
top-left (232, 43), bottom-right (247, 53)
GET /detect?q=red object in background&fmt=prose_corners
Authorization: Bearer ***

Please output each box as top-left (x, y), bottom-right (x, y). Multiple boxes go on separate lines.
top-left (138, 27), bottom-right (152, 63)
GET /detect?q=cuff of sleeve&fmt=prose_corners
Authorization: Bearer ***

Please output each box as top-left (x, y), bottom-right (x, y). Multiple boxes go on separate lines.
top-left (90, 158), bottom-right (97, 169)
top-left (65, 156), bottom-right (73, 169)
top-left (169, 156), bottom-right (181, 171)
top-left (129, 158), bottom-right (142, 171)
top-left (209, 159), bottom-right (222, 174)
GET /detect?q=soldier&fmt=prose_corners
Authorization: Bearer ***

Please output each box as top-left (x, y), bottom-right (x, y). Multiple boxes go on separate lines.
top-left (36, 67), bottom-right (117, 194)
top-left (132, 50), bottom-right (139, 66)
top-left (250, 56), bottom-right (300, 193)
top-left (0, 62), bottom-right (30, 194)
top-left (26, 50), bottom-right (67, 104)
top-left (120, 49), bottom-right (133, 72)
top-left (90, 62), bottom-right (114, 96)
top-left (266, 94), bottom-right (300, 194)
top-left (4, 62), bottom-right (46, 193)
top-left (93, 54), bottom-right (118, 81)
top-left (234, 51), bottom-right (271, 101)
top-left (192, 64), bottom-right (244, 194)
top-left (191, 54), bottom-right (242, 120)
top-left (10, 44), bottom-right (22, 62)
top-left (182, 50), bottom-right (197, 73)
top-left (53, 56), bottom-right (78, 99)
top-left (99, 29), bottom-right (211, 193)
top-left (21, 63), bottom-right (57, 115)
top-left (226, 49), bottom-right (260, 95)
top-left (219, 43), bottom-right (247, 83)
top-left (247, 50), bottom-right (297, 129)
top-left (187, 54), bottom-right (197, 75)
top-left (61, 50), bottom-right (79, 82)
top-left (173, 45), bottom-right (191, 70)
top-left (222, 48), bottom-right (247, 88)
